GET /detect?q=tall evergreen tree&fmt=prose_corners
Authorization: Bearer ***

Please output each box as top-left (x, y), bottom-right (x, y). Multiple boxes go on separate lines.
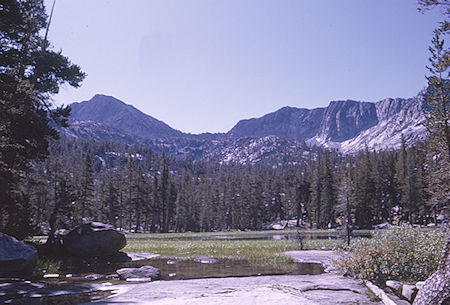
top-left (423, 28), bottom-right (450, 220)
top-left (320, 151), bottom-right (336, 228)
top-left (354, 148), bottom-right (376, 228)
top-left (337, 164), bottom-right (356, 245)
top-left (0, 0), bottom-right (85, 237)
top-left (79, 152), bottom-right (94, 220)
top-left (311, 154), bottom-right (323, 228)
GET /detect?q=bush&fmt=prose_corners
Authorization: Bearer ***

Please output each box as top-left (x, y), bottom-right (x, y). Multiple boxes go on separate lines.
top-left (335, 225), bottom-right (446, 285)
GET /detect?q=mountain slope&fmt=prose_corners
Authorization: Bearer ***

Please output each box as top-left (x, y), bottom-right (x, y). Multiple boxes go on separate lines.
top-left (70, 94), bottom-right (184, 139)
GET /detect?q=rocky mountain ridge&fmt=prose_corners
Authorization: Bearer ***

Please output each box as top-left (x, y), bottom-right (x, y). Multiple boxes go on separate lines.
top-left (229, 91), bottom-right (427, 153)
top-left (64, 90), bottom-right (428, 162)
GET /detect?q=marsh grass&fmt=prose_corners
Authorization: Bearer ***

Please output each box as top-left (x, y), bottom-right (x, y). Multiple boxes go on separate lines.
top-left (123, 230), bottom-right (363, 268)
top-left (31, 230), bottom-right (368, 269)
top-left (124, 239), bottom-right (297, 267)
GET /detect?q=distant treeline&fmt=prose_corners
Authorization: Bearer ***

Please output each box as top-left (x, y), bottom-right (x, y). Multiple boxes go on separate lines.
top-left (5, 134), bottom-right (444, 236)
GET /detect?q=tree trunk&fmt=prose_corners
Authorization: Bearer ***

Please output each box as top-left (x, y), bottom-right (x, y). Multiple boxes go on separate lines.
top-left (413, 233), bottom-right (449, 305)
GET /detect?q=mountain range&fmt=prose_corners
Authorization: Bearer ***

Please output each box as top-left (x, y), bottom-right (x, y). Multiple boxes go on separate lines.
top-left (65, 90), bottom-right (428, 163)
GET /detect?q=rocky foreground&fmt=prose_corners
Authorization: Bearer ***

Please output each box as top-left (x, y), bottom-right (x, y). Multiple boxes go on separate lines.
top-left (84, 251), bottom-right (382, 305)
top-left (85, 273), bottom-right (379, 305)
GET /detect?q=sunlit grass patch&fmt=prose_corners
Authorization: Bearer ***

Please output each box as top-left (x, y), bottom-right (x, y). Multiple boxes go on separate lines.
top-left (124, 239), bottom-right (297, 267)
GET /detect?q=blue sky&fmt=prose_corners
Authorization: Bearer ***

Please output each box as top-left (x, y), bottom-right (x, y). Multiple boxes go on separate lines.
top-left (44, 0), bottom-right (444, 134)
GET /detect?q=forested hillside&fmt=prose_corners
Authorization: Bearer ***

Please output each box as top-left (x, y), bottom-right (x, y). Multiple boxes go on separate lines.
top-left (16, 134), bottom-right (441, 235)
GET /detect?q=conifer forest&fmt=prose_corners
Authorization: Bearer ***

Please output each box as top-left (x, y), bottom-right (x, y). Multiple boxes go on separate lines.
top-left (3, 134), bottom-right (444, 238)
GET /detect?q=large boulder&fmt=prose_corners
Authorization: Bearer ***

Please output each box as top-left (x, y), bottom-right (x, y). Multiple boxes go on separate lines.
top-left (62, 222), bottom-right (126, 257)
top-left (0, 233), bottom-right (38, 277)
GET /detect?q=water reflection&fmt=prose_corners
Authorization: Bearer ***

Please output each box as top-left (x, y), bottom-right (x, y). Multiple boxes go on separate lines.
top-left (129, 258), bottom-right (324, 280)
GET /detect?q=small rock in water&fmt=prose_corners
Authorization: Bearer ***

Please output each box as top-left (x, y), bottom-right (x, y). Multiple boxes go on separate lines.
top-left (116, 266), bottom-right (160, 279)
top-left (85, 274), bottom-right (104, 280)
top-left (126, 278), bottom-right (152, 282)
top-left (194, 257), bottom-right (219, 264)
top-left (43, 274), bottom-right (59, 278)
top-left (169, 273), bottom-right (177, 277)
top-left (167, 259), bottom-right (177, 265)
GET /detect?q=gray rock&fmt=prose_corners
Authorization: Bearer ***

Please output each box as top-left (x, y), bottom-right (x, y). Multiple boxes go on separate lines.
top-left (0, 233), bottom-right (38, 277)
top-left (62, 222), bottom-right (126, 257)
top-left (402, 284), bottom-right (418, 302)
top-left (127, 252), bottom-right (160, 261)
top-left (373, 222), bottom-right (389, 230)
top-left (386, 280), bottom-right (402, 292)
top-left (271, 224), bottom-right (285, 230)
top-left (194, 257), bottom-right (219, 264)
top-left (116, 266), bottom-right (160, 279)
top-left (85, 274), bottom-right (104, 280)
top-left (415, 281), bottom-right (425, 290)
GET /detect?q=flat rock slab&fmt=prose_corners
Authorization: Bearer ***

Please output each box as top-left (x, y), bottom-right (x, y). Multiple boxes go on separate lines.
top-left (84, 273), bottom-right (382, 305)
top-left (0, 279), bottom-right (92, 300)
top-left (285, 250), bottom-right (339, 272)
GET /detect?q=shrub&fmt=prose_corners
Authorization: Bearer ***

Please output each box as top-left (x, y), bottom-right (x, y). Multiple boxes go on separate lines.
top-left (335, 225), bottom-right (446, 286)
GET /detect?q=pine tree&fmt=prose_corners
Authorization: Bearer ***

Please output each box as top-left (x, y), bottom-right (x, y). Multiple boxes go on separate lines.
top-left (0, 0), bottom-right (85, 237)
top-left (320, 151), bottom-right (336, 228)
top-left (46, 159), bottom-right (76, 246)
top-left (79, 152), bottom-right (94, 221)
top-left (311, 154), bottom-right (323, 228)
top-left (396, 135), bottom-right (410, 222)
top-left (337, 165), bottom-right (356, 245)
top-left (354, 148), bottom-right (376, 228)
top-left (295, 175), bottom-right (311, 227)
top-left (414, 4), bottom-right (449, 304)
top-left (423, 29), bottom-right (450, 221)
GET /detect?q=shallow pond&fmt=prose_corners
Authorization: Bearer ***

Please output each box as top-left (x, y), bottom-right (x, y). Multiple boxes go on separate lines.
top-left (10, 230), bottom-right (359, 303)
top-left (0, 258), bottom-right (324, 304)
top-left (58, 256), bottom-right (324, 281)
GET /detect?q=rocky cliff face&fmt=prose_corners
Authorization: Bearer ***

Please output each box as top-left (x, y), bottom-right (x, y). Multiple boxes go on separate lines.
top-left (227, 107), bottom-right (325, 140)
top-left (336, 94), bottom-right (427, 153)
top-left (229, 90), bottom-right (427, 153)
top-left (315, 100), bottom-right (378, 142)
